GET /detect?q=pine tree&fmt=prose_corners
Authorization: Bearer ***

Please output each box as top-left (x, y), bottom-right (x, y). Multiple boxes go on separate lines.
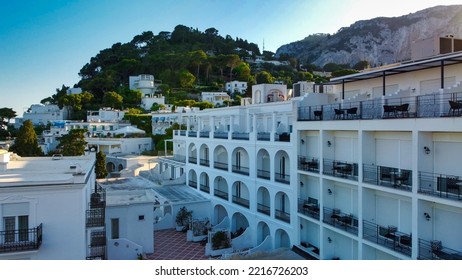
top-left (57, 129), bottom-right (87, 156)
top-left (10, 120), bottom-right (43, 156)
top-left (95, 151), bottom-right (108, 179)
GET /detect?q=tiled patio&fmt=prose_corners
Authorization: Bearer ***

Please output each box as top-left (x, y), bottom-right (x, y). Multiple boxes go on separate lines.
top-left (146, 229), bottom-right (209, 260)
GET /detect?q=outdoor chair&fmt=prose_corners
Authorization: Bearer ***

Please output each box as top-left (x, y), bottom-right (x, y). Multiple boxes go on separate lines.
top-left (448, 100), bottom-right (462, 116)
top-left (346, 107), bottom-right (358, 119)
top-left (334, 109), bottom-right (344, 119)
top-left (396, 103), bottom-right (410, 117)
top-left (395, 170), bottom-right (410, 187)
top-left (383, 105), bottom-right (396, 118)
top-left (314, 110), bottom-right (323, 120)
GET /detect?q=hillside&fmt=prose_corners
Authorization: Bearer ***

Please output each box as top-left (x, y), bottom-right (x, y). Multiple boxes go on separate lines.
top-left (275, 5), bottom-right (462, 68)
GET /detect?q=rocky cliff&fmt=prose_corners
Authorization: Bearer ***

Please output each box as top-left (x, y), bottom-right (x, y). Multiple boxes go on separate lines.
top-left (275, 5), bottom-right (462, 67)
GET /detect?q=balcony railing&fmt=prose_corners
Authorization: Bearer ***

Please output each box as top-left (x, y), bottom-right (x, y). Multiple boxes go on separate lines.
top-left (232, 195), bottom-right (249, 208)
top-left (90, 230), bottom-right (106, 247)
top-left (298, 156), bottom-right (319, 173)
top-left (275, 209), bottom-right (290, 223)
top-left (188, 180), bottom-right (197, 188)
top-left (200, 131), bottom-right (210, 138)
top-left (363, 220), bottom-right (411, 257)
top-left (323, 159), bottom-right (358, 181)
top-left (87, 245), bottom-right (106, 260)
top-left (188, 131), bottom-right (197, 137)
top-left (418, 171), bottom-right (462, 201)
top-left (257, 132), bottom-right (270, 141)
top-left (200, 184), bottom-right (210, 193)
top-left (257, 169), bottom-right (270, 180)
top-left (322, 207), bottom-right (358, 235)
top-left (298, 198), bottom-right (320, 220)
top-left (257, 203), bottom-right (270, 216)
top-left (86, 208), bottom-right (105, 227)
top-left (232, 165), bottom-right (249, 175)
top-left (297, 91), bottom-right (462, 121)
top-left (418, 239), bottom-right (462, 260)
top-left (232, 132), bottom-right (249, 140)
top-left (275, 172), bottom-right (290, 184)
top-left (214, 161), bottom-right (228, 171)
top-left (0, 223), bottom-right (42, 253)
top-left (275, 133), bottom-right (290, 142)
top-left (214, 131), bottom-right (228, 139)
top-left (179, 130), bottom-right (186, 136)
top-left (199, 159), bottom-right (210, 167)
top-left (363, 164), bottom-right (412, 192)
top-left (214, 189), bottom-right (228, 200)
top-left (188, 156), bottom-right (197, 164)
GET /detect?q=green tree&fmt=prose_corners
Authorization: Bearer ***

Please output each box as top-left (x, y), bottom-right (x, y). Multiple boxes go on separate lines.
top-left (95, 151), bottom-right (108, 179)
top-left (234, 62), bottom-right (251, 82)
top-left (9, 120), bottom-right (43, 156)
top-left (226, 54), bottom-right (241, 81)
top-left (0, 108), bottom-right (17, 127)
top-left (178, 69), bottom-right (196, 88)
top-left (255, 71), bottom-right (274, 84)
top-left (103, 91), bottom-right (124, 109)
top-left (353, 60), bottom-right (370, 70)
top-left (57, 129), bottom-right (87, 156)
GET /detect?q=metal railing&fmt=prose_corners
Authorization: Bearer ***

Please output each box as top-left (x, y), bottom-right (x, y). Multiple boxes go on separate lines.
top-left (418, 171), bottom-right (462, 201)
top-left (188, 156), bottom-right (197, 164)
top-left (232, 165), bottom-right (249, 175)
top-left (418, 239), bottom-right (462, 260)
top-left (298, 156), bottom-right (320, 173)
top-left (363, 163), bottom-right (412, 192)
top-left (275, 172), bottom-right (290, 184)
top-left (275, 133), bottom-right (290, 142)
top-left (0, 223), bottom-right (43, 253)
top-left (214, 189), bottom-right (228, 200)
top-left (323, 159), bottom-right (358, 181)
top-left (257, 132), bottom-right (270, 141)
top-left (200, 131), bottom-right (210, 138)
top-left (200, 184), bottom-right (210, 193)
top-left (298, 198), bottom-right (320, 220)
top-left (275, 209), bottom-right (290, 223)
top-left (214, 132), bottom-right (228, 139)
top-left (232, 195), bottom-right (249, 208)
top-left (199, 158), bottom-right (210, 167)
top-left (298, 91), bottom-right (462, 121)
top-left (188, 180), bottom-right (197, 188)
top-left (214, 161), bottom-right (228, 171)
top-left (322, 207), bottom-right (358, 235)
top-left (188, 131), bottom-right (197, 137)
top-left (363, 220), bottom-right (411, 257)
top-left (257, 169), bottom-right (270, 180)
top-left (232, 132), bottom-right (249, 140)
top-left (86, 208), bottom-right (105, 227)
top-left (257, 203), bottom-right (270, 216)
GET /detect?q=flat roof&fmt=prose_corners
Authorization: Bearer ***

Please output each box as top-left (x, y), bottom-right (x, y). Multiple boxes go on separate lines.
top-left (326, 51), bottom-right (462, 85)
top-left (0, 153), bottom-right (95, 187)
top-left (98, 177), bottom-right (208, 207)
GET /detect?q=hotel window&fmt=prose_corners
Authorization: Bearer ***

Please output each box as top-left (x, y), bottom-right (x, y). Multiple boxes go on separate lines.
top-left (3, 215), bottom-right (29, 243)
top-left (111, 218), bottom-right (119, 239)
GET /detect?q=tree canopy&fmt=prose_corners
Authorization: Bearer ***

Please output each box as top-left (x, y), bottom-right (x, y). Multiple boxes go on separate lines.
top-left (95, 151), bottom-right (108, 179)
top-left (56, 129), bottom-right (87, 156)
top-left (9, 120), bottom-right (43, 156)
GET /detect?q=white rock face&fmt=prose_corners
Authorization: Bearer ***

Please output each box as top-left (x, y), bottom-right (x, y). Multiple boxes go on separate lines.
top-left (276, 5), bottom-right (462, 67)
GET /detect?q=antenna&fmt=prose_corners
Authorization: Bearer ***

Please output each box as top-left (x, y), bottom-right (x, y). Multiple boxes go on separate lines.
top-left (262, 38), bottom-right (265, 53)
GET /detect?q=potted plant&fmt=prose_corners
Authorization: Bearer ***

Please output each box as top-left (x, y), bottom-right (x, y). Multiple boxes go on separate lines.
top-left (175, 206), bottom-right (192, 231)
top-left (211, 230), bottom-right (231, 250)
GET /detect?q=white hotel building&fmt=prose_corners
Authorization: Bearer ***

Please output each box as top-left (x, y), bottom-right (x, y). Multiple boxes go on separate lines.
top-left (164, 50), bottom-right (462, 260)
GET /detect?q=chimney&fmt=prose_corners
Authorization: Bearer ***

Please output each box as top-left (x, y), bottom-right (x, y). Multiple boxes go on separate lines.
top-left (0, 150), bottom-right (10, 171)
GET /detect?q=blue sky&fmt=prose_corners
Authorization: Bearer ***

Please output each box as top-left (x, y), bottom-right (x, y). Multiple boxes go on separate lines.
top-left (1, 0), bottom-right (460, 118)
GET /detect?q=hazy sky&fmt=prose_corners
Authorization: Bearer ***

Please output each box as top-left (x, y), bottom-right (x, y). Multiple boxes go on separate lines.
top-left (1, 0), bottom-right (460, 117)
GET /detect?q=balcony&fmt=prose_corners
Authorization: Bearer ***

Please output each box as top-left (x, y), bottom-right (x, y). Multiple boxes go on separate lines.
top-left (232, 195), bottom-right (249, 208)
top-left (275, 172), bottom-right (290, 184)
top-left (363, 220), bottom-right (411, 257)
top-left (86, 208), bottom-right (105, 227)
top-left (188, 131), bottom-right (197, 137)
top-left (257, 169), bottom-right (270, 180)
top-left (257, 203), bottom-right (270, 216)
top-left (87, 244), bottom-right (106, 260)
top-left (179, 130), bottom-right (186, 136)
top-left (188, 156), bottom-right (197, 164)
top-left (188, 180), bottom-right (197, 188)
top-left (298, 198), bottom-right (320, 220)
top-left (214, 189), bottom-right (228, 200)
top-left (418, 171), bottom-right (462, 201)
top-left (323, 159), bottom-right (358, 181)
top-left (297, 91), bottom-right (462, 122)
top-left (214, 161), bottom-right (228, 171)
top-left (275, 209), bottom-right (290, 223)
top-left (200, 184), bottom-right (210, 193)
top-left (214, 131), bottom-right (228, 139)
top-left (298, 156), bottom-right (319, 173)
top-left (0, 224), bottom-right (42, 253)
top-left (232, 132), bottom-right (249, 140)
top-left (322, 207), bottom-right (358, 235)
top-left (275, 133), bottom-right (290, 142)
top-left (257, 132), bottom-right (270, 141)
top-left (199, 159), bottom-right (210, 167)
top-left (232, 165), bottom-right (249, 176)
top-left (199, 131), bottom-right (210, 138)
top-left (418, 239), bottom-right (462, 260)
top-left (363, 164), bottom-right (412, 192)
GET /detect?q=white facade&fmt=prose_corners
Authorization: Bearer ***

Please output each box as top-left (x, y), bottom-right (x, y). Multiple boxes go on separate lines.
top-left (252, 84), bottom-right (288, 104)
top-left (293, 81), bottom-right (315, 97)
top-left (15, 104), bottom-right (67, 128)
top-left (129, 74), bottom-right (156, 96)
top-left (165, 52), bottom-right (462, 260)
top-left (0, 151), bottom-right (96, 260)
top-left (225, 80), bottom-right (248, 95)
top-left (87, 108), bottom-right (126, 122)
top-left (201, 92), bottom-right (230, 107)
